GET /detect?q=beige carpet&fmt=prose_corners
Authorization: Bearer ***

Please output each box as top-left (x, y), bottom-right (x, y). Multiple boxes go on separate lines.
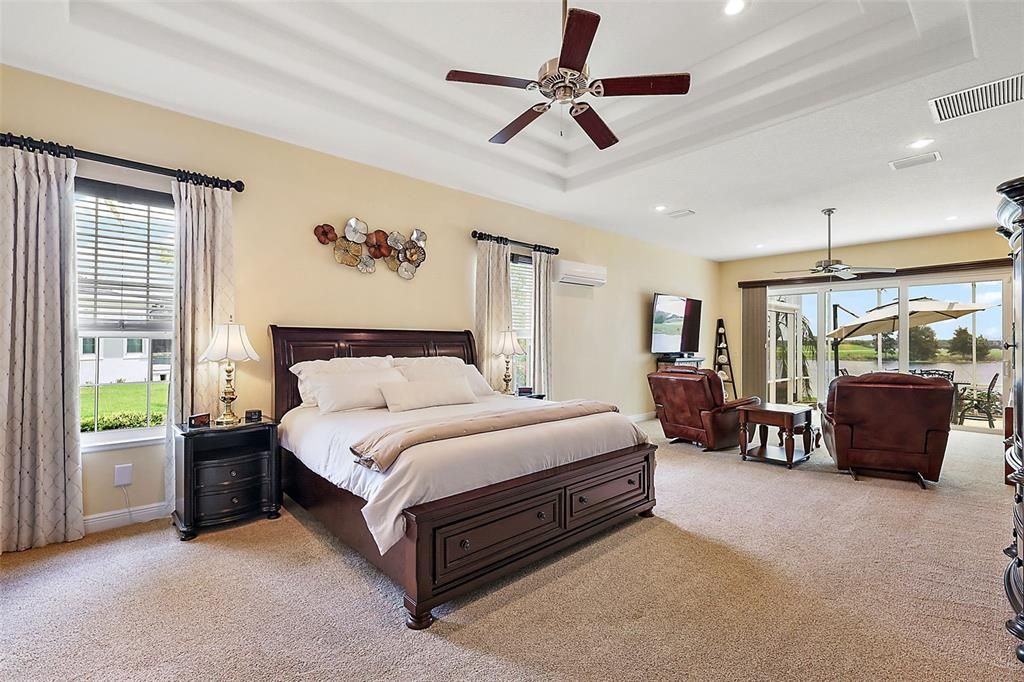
top-left (2, 423), bottom-right (1018, 680)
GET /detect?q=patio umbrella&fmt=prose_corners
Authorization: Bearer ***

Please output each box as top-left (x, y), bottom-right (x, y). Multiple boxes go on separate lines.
top-left (826, 296), bottom-right (990, 375)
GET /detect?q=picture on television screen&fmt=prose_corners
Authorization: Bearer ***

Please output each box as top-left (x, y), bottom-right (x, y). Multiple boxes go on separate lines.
top-left (651, 293), bottom-right (702, 354)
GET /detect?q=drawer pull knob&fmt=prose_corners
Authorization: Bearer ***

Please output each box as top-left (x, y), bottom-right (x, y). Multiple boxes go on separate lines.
top-left (537, 511), bottom-right (547, 520)
top-left (231, 497), bottom-right (239, 504)
top-left (230, 470), bottom-right (237, 477)
top-left (628, 478), bottom-right (636, 486)
top-left (578, 495), bottom-right (588, 504)
top-left (459, 539), bottom-right (471, 551)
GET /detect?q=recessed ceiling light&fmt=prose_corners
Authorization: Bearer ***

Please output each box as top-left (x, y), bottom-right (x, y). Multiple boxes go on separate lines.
top-left (755, 244), bottom-right (764, 249)
top-left (946, 215), bottom-right (958, 221)
top-left (724, 0), bottom-right (746, 15)
top-left (906, 138), bottom-right (934, 150)
top-left (654, 205), bottom-right (667, 212)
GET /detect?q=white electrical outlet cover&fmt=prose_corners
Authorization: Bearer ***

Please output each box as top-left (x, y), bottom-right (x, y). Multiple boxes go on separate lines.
top-left (114, 463), bottom-right (133, 487)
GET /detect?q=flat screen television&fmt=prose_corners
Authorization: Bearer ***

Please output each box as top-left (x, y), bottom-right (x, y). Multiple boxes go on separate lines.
top-left (650, 293), bottom-right (702, 354)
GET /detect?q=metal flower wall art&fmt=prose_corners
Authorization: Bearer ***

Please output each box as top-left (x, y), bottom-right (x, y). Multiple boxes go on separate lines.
top-left (313, 218), bottom-right (428, 280)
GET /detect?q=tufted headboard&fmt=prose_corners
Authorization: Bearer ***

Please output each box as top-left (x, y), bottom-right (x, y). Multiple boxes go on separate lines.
top-left (269, 325), bottom-right (478, 419)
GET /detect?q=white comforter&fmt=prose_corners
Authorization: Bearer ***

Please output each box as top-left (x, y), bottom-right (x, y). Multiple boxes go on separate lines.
top-left (279, 395), bottom-right (648, 554)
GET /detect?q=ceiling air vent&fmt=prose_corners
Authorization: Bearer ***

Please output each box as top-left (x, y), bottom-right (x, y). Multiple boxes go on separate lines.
top-left (929, 73), bottom-right (1024, 123)
top-left (667, 209), bottom-right (696, 219)
top-left (889, 151), bottom-right (942, 171)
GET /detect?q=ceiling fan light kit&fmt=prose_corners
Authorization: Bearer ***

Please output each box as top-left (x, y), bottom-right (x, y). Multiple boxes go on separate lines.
top-left (446, 1), bottom-right (691, 150)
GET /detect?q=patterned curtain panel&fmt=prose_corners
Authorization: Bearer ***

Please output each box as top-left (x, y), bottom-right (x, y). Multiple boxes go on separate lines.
top-left (741, 286), bottom-right (768, 400)
top-left (0, 147), bottom-right (84, 553)
top-left (474, 240), bottom-right (511, 390)
top-left (165, 181), bottom-right (234, 506)
top-left (531, 250), bottom-right (553, 395)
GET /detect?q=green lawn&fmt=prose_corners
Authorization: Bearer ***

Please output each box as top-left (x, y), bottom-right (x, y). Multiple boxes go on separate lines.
top-left (80, 383), bottom-right (168, 431)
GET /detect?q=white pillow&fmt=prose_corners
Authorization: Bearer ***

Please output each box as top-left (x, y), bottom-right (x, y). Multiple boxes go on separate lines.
top-left (290, 356), bottom-right (394, 406)
top-left (392, 356), bottom-right (464, 368)
top-left (398, 362), bottom-right (494, 396)
top-left (380, 377), bottom-right (478, 412)
top-left (314, 367), bottom-right (407, 414)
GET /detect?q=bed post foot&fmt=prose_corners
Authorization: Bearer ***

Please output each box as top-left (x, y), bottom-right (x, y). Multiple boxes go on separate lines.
top-left (405, 608), bottom-right (435, 630)
top-left (638, 509), bottom-right (655, 518)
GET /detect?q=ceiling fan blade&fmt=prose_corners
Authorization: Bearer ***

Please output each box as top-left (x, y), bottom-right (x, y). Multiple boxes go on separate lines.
top-left (446, 70), bottom-right (538, 90)
top-left (847, 266), bottom-right (897, 274)
top-left (569, 102), bottom-right (618, 150)
top-left (774, 269), bottom-right (816, 275)
top-left (833, 270), bottom-right (858, 280)
top-left (591, 73), bottom-right (691, 97)
top-left (558, 8), bottom-right (600, 73)
top-left (489, 103), bottom-right (550, 144)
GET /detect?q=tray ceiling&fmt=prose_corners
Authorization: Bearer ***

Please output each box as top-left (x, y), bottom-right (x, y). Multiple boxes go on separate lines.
top-left (2, 0), bottom-right (1022, 260)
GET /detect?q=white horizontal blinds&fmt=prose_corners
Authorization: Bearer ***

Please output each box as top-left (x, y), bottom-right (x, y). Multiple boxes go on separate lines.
top-left (510, 255), bottom-right (534, 341)
top-left (75, 182), bottom-right (175, 333)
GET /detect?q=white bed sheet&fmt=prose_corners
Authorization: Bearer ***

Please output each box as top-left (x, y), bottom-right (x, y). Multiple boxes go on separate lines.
top-left (279, 395), bottom-right (648, 554)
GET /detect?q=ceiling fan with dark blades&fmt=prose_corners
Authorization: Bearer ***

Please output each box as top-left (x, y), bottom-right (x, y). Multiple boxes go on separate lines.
top-left (775, 208), bottom-right (897, 280)
top-left (446, 1), bottom-right (691, 150)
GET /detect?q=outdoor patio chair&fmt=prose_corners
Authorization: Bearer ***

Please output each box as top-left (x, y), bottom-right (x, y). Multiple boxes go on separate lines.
top-left (957, 372), bottom-right (1001, 429)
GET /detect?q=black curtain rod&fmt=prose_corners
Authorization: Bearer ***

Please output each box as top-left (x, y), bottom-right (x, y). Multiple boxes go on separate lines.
top-left (471, 230), bottom-right (558, 255)
top-left (0, 132), bottom-right (245, 193)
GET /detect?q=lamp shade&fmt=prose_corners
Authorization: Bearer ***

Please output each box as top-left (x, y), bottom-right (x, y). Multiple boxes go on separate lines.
top-left (199, 323), bottom-right (260, 363)
top-left (494, 330), bottom-right (525, 357)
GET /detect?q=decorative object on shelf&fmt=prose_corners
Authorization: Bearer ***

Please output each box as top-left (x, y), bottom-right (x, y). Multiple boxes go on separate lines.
top-left (244, 409), bottom-right (263, 423)
top-left (344, 217), bottom-right (368, 243)
top-left (313, 223), bottom-right (338, 244)
top-left (188, 412), bottom-right (211, 429)
top-left (316, 219), bottom-right (428, 278)
top-left (494, 329), bottom-right (526, 394)
top-left (199, 318), bottom-right (261, 426)
top-left (713, 317), bottom-right (737, 400)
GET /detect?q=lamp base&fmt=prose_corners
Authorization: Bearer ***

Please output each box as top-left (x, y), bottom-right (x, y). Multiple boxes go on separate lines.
top-left (502, 358), bottom-right (513, 395)
top-left (215, 361), bottom-right (241, 426)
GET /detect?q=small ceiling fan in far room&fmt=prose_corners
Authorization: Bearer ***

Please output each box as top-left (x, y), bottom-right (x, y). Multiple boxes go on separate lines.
top-left (445, 0), bottom-right (691, 149)
top-left (774, 208), bottom-right (897, 280)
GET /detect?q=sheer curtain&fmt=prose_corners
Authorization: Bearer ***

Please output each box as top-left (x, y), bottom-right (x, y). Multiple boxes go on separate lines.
top-left (164, 181), bottom-right (235, 508)
top-left (531, 249), bottom-right (553, 395)
top-left (474, 239), bottom-right (511, 390)
top-left (0, 146), bottom-right (84, 553)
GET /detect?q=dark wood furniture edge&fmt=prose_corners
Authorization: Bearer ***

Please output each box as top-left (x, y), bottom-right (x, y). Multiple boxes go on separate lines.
top-left (736, 257), bottom-right (1011, 289)
top-left (271, 325), bottom-right (657, 629)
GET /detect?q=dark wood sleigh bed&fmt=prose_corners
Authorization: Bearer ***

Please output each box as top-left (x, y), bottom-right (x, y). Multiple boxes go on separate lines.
top-left (270, 325), bottom-right (657, 629)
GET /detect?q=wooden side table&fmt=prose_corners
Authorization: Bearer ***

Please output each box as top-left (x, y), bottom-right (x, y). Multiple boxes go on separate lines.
top-left (172, 418), bottom-right (280, 540)
top-left (738, 403), bottom-right (817, 469)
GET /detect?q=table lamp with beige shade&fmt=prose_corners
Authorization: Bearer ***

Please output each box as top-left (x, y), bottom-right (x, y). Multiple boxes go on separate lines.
top-left (199, 319), bottom-right (260, 426)
top-left (494, 329), bottom-right (525, 395)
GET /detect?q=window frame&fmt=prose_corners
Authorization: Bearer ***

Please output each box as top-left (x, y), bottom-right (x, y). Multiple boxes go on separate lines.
top-left (509, 251), bottom-right (535, 392)
top-left (75, 178), bottom-right (176, 450)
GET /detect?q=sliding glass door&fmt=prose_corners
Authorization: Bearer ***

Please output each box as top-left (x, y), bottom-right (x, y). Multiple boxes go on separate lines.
top-left (767, 269), bottom-right (1010, 432)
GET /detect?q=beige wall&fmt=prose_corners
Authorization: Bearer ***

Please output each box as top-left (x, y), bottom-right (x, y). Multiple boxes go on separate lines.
top-left (1, 66), bottom-right (720, 517)
top-left (717, 228), bottom-right (1009, 391)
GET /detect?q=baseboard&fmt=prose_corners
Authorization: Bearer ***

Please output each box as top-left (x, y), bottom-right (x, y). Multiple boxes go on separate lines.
top-left (629, 411), bottom-right (656, 422)
top-left (84, 501), bottom-right (169, 534)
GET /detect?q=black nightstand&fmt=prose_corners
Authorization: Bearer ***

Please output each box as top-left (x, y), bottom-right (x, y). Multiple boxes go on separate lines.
top-left (172, 418), bottom-right (280, 541)
top-left (522, 393), bottom-right (546, 400)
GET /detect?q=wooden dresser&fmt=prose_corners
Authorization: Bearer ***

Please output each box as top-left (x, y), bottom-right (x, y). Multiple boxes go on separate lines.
top-left (997, 175), bottom-right (1024, 663)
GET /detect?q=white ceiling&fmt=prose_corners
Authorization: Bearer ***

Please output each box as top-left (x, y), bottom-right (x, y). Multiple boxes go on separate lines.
top-left (2, 0), bottom-right (1022, 261)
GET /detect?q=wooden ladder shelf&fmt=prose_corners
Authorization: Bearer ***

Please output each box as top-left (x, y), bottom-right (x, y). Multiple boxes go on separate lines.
top-left (713, 318), bottom-right (737, 400)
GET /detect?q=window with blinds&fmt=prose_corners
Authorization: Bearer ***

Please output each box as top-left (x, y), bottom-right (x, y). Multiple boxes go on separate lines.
top-left (75, 178), bottom-right (176, 333)
top-left (510, 253), bottom-right (535, 390)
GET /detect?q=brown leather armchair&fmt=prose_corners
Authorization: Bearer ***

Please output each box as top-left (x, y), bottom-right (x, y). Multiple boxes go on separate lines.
top-left (819, 372), bottom-right (955, 486)
top-left (648, 368), bottom-right (761, 450)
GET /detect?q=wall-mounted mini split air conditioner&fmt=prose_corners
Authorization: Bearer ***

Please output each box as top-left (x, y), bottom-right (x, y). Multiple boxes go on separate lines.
top-left (553, 259), bottom-right (607, 287)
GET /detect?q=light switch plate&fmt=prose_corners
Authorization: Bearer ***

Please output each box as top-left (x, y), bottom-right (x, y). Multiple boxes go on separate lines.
top-left (114, 463), bottom-right (133, 487)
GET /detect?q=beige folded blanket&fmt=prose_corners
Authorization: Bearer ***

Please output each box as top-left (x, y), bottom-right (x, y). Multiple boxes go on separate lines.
top-left (351, 400), bottom-right (622, 472)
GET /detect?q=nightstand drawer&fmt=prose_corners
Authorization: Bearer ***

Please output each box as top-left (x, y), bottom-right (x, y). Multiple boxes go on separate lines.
top-left (196, 456), bottom-right (267, 490)
top-left (196, 485), bottom-right (265, 522)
